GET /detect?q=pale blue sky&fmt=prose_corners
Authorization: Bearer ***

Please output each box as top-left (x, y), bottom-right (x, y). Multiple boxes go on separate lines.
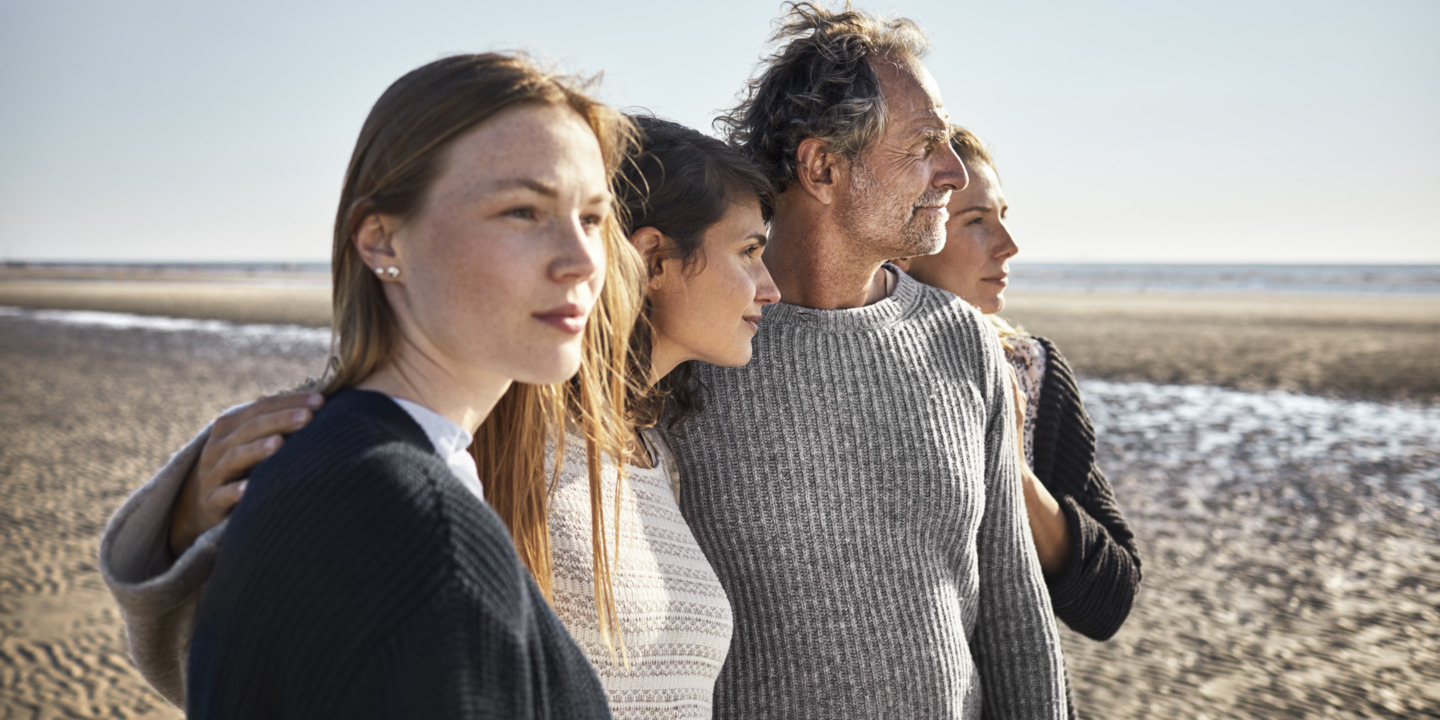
top-left (2, 0), bottom-right (1436, 263)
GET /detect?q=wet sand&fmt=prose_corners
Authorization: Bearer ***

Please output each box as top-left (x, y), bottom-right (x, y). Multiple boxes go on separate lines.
top-left (1002, 291), bottom-right (1440, 403)
top-left (0, 279), bottom-right (330, 329)
top-left (1, 301), bottom-right (321, 718)
top-left (1, 278), bottom-right (1437, 718)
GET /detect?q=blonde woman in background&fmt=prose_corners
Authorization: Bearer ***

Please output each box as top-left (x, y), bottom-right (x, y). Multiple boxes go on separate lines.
top-left (894, 125), bottom-right (1143, 717)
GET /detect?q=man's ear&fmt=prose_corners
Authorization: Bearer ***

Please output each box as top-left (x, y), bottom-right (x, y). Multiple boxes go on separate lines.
top-left (354, 214), bottom-right (401, 280)
top-left (794, 137), bottom-right (838, 205)
top-left (629, 226), bottom-right (669, 288)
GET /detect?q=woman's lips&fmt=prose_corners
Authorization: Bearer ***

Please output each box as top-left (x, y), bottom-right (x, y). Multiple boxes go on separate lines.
top-left (743, 315), bottom-right (762, 333)
top-left (534, 304), bottom-right (588, 334)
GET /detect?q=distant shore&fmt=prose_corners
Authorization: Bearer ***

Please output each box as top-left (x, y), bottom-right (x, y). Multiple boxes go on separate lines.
top-left (4, 274), bottom-right (1439, 403)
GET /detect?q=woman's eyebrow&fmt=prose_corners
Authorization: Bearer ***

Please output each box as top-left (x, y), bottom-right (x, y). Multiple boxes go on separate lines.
top-left (488, 177), bottom-right (559, 197)
top-left (483, 178), bottom-right (610, 206)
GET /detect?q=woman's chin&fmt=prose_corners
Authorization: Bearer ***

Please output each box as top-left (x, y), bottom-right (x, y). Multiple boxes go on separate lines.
top-left (692, 345), bottom-right (753, 370)
top-left (972, 292), bottom-right (1004, 315)
top-left (721, 345), bottom-right (754, 369)
top-left (510, 348), bottom-right (584, 386)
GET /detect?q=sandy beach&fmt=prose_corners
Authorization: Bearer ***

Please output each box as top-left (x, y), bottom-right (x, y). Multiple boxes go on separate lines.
top-left (2, 277), bottom-right (1437, 718)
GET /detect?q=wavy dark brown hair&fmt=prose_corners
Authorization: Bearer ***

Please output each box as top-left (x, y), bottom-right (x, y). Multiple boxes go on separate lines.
top-left (616, 115), bottom-right (774, 433)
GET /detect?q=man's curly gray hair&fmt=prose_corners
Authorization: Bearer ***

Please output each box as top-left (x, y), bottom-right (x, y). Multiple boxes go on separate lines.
top-left (716, 2), bottom-right (930, 195)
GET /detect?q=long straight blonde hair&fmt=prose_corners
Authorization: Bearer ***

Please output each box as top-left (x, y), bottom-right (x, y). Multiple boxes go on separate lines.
top-left (475, 218), bottom-right (647, 664)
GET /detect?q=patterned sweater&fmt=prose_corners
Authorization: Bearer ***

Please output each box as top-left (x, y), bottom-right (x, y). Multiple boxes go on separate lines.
top-left (664, 270), bottom-right (1067, 719)
top-left (547, 429), bottom-right (733, 718)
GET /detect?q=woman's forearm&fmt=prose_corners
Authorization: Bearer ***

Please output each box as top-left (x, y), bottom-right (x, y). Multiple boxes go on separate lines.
top-left (1020, 463), bottom-right (1072, 577)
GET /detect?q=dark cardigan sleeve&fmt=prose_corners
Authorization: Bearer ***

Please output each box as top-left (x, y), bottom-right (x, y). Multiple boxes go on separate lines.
top-left (1029, 337), bottom-right (1142, 641)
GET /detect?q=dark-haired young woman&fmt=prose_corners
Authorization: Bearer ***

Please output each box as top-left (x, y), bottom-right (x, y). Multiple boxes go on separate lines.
top-left (100, 115), bottom-right (778, 718)
top-left (534, 115), bottom-right (779, 717)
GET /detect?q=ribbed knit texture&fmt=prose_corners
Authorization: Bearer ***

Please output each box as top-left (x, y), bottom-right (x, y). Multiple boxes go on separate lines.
top-left (98, 427), bottom-right (219, 708)
top-left (663, 271), bottom-right (1067, 719)
top-left (547, 430), bottom-right (733, 718)
top-left (1028, 338), bottom-right (1143, 642)
top-left (186, 388), bottom-right (611, 719)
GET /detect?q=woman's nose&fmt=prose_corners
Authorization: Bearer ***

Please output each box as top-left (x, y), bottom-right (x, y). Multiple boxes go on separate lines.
top-left (549, 216), bottom-right (602, 284)
top-left (995, 223), bottom-right (1019, 260)
top-left (754, 265), bottom-right (781, 305)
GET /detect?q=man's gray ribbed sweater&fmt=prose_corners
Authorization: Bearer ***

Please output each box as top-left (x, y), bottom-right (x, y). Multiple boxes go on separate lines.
top-left (665, 270), bottom-right (1067, 719)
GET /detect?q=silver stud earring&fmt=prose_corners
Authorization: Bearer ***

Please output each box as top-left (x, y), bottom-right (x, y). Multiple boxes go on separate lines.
top-left (374, 266), bottom-right (399, 279)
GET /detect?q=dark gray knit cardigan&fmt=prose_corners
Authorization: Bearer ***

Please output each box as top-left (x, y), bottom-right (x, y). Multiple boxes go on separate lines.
top-left (1030, 337), bottom-right (1143, 642)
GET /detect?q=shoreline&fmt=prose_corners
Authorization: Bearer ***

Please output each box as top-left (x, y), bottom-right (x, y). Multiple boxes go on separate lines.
top-left (4, 277), bottom-right (1439, 403)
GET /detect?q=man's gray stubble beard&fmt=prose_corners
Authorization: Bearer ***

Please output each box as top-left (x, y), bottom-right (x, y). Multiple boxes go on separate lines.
top-left (840, 157), bottom-right (947, 260)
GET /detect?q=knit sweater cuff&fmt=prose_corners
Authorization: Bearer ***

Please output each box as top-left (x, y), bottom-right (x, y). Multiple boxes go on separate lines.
top-left (98, 424), bottom-right (226, 708)
top-left (100, 425), bottom-right (224, 604)
top-left (1046, 496), bottom-right (1122, 640)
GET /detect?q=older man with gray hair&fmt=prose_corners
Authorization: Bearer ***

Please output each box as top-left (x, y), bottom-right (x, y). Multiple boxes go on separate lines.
top-left (663, 4), bottom-right (1069, 718)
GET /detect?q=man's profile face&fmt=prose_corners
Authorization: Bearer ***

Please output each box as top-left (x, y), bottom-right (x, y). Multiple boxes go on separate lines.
top-left (836, 55), bottom-right (967, 259)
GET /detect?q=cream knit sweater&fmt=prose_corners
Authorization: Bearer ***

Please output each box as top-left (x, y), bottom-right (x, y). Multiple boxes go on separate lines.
top-left (548, 429), bottom-right (732, 719)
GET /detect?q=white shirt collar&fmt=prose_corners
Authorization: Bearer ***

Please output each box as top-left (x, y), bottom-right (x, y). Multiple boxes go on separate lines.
top-left (388, 397), bottom-right (485, 504)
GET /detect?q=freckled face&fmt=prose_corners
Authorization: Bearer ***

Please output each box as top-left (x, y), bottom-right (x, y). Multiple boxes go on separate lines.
top-left (839, 56), bottom-right (968, 259)
top-left (647, 198), bottom-right (780, 370)
top-left (903, 162), bottom-right (1016, 314)
top-left (384, 103), bottom-right (611, 385)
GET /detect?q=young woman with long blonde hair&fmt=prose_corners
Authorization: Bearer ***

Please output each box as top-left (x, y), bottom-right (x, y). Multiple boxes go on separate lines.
top-left (100, 52), bottom-right (641, 717)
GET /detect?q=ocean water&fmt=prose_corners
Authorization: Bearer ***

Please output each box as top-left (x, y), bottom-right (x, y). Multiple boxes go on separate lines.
top-left (1010, 263), bottom-right (1440, 297)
